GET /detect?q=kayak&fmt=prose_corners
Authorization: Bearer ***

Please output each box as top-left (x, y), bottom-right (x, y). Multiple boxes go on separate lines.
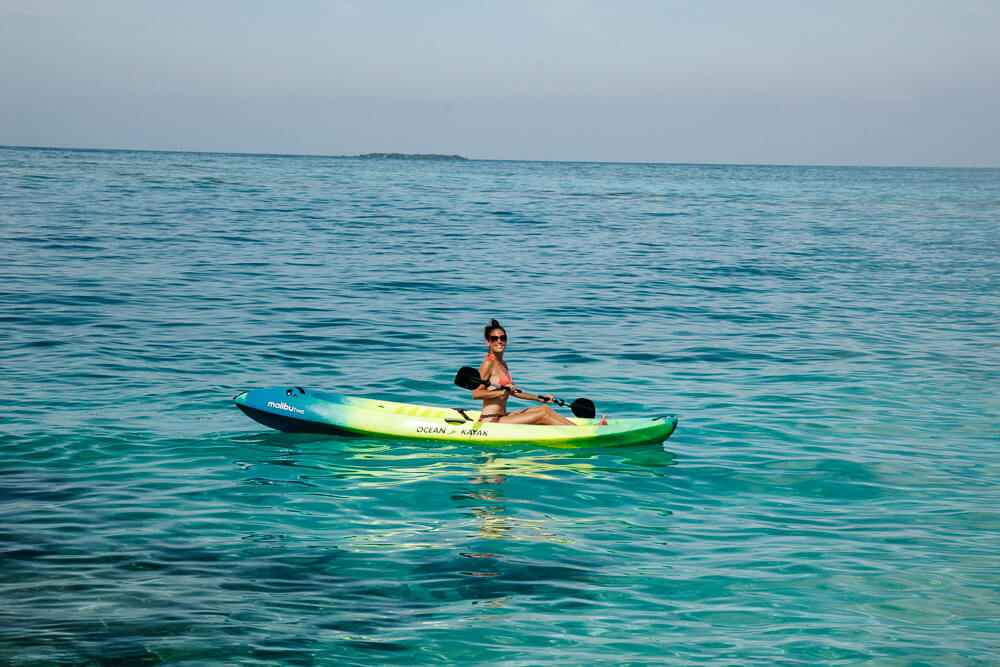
top-left (234, 386), bottom-right (678, 448)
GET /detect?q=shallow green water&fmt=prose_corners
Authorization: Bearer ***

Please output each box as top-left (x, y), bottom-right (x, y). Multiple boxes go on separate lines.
top-left (2, 147), bottom-right (999, 665)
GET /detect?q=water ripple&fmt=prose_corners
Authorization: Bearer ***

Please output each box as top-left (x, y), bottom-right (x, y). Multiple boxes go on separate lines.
top-left (2, 147), bottom-right (998, 665)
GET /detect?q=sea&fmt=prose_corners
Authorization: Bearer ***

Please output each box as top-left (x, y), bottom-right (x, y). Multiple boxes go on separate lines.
top-left (2, 145), bottom-right (998, 666)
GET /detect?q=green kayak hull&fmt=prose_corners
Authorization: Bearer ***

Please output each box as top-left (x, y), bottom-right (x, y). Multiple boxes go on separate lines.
top-left (234, 386), bottom-right (677, 449)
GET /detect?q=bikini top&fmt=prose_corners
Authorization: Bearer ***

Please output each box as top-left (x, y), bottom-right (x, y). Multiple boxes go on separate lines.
top-left (484, 353), bottom-right (513, 386)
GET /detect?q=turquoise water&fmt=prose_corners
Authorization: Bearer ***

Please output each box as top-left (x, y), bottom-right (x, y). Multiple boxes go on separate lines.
top-left (2, 146), bottom-right (998, 665)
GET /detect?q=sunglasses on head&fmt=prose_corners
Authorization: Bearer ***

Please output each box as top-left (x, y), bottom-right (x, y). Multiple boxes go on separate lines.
top-left (489, 335), bottom-right (507, 342)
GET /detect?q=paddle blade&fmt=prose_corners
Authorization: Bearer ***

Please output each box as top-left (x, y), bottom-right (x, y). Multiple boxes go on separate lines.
top-left (569, 398), bottom-right (596, 419)
top-left (454, 366), bottom-right (487, 390)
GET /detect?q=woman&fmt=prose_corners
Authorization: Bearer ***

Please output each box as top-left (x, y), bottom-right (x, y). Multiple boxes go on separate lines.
top-left (472, 319), bottom-right (607, 425)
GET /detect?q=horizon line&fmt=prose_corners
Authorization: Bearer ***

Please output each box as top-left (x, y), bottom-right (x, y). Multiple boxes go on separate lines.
top-left (1, 143), bottom-right (996, 170)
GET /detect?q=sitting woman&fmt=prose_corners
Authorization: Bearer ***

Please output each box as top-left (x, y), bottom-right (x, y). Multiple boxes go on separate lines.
top-left (472, 319), bottom-right (606, 425)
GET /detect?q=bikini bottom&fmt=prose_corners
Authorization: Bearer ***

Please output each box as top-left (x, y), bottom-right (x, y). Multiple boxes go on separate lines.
top-left (478, 407), bottom-right (533, 423)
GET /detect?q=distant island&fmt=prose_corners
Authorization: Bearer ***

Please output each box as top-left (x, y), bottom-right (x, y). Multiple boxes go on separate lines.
top-left (358, 152), bottom-right (468, 160)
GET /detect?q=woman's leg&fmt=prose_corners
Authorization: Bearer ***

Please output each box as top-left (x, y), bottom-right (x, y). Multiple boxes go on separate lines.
top-left (499, 405), bottom-right (577, 426)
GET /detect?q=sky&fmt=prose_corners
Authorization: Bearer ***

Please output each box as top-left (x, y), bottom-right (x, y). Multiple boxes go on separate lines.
top-left (1, 0), bottom-right (998, 166)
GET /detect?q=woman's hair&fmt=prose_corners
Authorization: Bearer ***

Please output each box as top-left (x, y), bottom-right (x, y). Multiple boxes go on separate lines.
top-left (484, 319), bottom-right (506, 339)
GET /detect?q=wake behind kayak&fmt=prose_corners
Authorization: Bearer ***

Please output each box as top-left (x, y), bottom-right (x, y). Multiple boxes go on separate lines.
top-left (234, 386), bottom-right (677, 449)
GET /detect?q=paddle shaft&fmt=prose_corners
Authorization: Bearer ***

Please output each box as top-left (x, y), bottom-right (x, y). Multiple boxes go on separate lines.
top-left (478, 377), bottom-right (560, 405)
top-left (475, 376), bottom-right (595, 414)
top-left (454, 366), bottom-right (596, 418)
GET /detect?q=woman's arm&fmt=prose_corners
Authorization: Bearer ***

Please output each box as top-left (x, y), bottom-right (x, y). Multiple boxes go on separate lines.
top-left (471, 360), bottom-right (509, 400)
top-left (472, 385), bottom-right (508, 399)
top-left (509, 388), bottom-right (555, 404)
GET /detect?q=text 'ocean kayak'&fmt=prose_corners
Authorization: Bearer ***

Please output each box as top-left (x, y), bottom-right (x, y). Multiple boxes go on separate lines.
top-left (234, 387), bottom-right (677, 448)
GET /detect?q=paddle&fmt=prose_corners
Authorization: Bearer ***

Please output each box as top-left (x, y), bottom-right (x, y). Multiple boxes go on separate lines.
top-left (453, 366), bottom-right (596, 419)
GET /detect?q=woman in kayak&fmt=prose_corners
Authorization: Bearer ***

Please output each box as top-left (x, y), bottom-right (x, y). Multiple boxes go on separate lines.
top-left (473, 319), bottom-right (607, 425)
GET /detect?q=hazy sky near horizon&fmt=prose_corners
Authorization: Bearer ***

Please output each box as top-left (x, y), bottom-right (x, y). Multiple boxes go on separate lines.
top-left (2, 0), bottom-right (998, 166)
